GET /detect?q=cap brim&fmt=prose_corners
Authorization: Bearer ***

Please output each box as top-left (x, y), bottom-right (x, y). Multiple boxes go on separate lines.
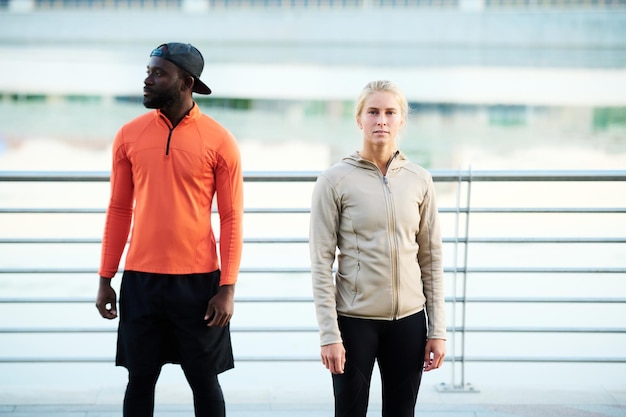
top-left (193, 78), bottom-right (211, 95)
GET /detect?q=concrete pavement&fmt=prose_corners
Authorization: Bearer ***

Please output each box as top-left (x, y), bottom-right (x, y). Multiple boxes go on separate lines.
top-left (1, 382), bottom-right (625, 417)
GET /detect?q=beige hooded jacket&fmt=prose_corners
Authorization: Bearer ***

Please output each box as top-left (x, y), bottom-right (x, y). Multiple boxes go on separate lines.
top-left (310, 150), bottom-right (446, 346)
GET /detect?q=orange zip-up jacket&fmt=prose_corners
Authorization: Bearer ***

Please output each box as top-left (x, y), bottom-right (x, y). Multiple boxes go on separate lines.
top-left (99, 104), bottom-right (243, 285)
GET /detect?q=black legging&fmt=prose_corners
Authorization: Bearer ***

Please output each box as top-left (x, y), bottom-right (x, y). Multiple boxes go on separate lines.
top-left (332, 310), bottom-right (427, 417)
top-left (123, 368), bottom-right (225, 417)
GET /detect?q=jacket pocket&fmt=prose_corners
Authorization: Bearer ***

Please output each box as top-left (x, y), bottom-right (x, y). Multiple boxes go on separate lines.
top-left (335, 261), bottom-right (360, 306)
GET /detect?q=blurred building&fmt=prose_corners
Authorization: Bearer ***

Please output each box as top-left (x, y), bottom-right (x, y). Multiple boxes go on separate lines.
top-left (0, 0), bottom-right (625, 105)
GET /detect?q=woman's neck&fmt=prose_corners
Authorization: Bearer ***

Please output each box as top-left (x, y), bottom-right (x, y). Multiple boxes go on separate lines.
top-left (359, 147), bottom-right (396, 175)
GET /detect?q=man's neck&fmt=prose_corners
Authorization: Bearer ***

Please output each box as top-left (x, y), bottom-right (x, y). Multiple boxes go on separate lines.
top-left (161, 99), bottom-right (194, 128)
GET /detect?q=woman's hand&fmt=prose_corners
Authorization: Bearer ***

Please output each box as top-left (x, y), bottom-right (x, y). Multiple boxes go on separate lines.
top-left (321, 343), bottom-right (346, 374)
top-left (424, 339), bottom-right (446, 372)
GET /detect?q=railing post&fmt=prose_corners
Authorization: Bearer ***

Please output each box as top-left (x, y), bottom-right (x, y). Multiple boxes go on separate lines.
top-left (446, 168), bottom-right (463, 389)
top-left (459, 166), bottom-right (476, 391)
top-left (438, 167), bottom-right (479, 393)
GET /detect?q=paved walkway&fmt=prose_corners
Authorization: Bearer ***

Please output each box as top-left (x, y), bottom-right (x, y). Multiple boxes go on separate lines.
top-left (1, 383), bottom-right (625, 417)
top-left (2, 403), bottom-right (626, 417)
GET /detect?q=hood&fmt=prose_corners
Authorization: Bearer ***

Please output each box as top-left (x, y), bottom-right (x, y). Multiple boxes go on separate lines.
top-left (342, 150), bottom-right (409, 173)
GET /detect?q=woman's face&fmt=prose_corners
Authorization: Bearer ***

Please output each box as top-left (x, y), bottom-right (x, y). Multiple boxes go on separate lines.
top-left (357, 91), bottom-right (404, 148)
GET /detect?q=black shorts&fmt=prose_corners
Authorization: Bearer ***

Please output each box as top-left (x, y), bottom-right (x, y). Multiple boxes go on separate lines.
top-left (116, 270), bottom-right (234, 376)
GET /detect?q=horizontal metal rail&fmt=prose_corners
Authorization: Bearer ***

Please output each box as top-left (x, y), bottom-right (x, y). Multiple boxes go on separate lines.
top-left (2, 326), bottom-right (624, 334)
top-left (2, 296), bottom-right (625, 304)
top-left (2, 169), bottom-right (626, 182)
top-left (3, 207), bottom-right (626, 215)
top-left (0, 355), bottom-right (623, 364)
top-left (2, 267), bottom-right (625, 274)
top-left (2, 237), bottom-right (626, 244)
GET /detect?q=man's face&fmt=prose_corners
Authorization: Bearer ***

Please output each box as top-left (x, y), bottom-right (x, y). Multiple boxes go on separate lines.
top-left (143, 56), bottom-right (185, 109)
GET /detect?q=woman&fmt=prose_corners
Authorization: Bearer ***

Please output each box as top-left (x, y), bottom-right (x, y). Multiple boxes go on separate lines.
top-left (309, 80), bottom-right (446, 417)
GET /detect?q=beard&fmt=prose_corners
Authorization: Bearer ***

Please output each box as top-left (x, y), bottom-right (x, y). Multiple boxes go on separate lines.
top-left (143, 83), bottom-right (182, 109)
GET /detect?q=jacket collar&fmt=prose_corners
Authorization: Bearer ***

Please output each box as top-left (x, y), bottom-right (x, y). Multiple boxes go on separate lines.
top-left (344, 149), bottom-right (407, 172)
top-left (155, 102), bottom-right (200, 128)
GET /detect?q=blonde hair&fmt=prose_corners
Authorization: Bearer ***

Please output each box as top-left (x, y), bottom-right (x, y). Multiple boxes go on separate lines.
top-left (355, 80), bottom-right (409, 123)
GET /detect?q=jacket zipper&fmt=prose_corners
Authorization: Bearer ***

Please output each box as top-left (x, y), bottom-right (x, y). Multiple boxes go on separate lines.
top-left (159, 104), bottom-right (194, 156)
top-left (165, 126), bottom-right (174, 155)
top-left (383, 174), bottom-right (400, 320)
top-left (383, 151), bottom-right (400, 319)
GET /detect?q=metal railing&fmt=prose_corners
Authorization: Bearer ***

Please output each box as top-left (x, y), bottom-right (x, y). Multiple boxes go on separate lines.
top-left (0, 170), bottom-right (625, 390)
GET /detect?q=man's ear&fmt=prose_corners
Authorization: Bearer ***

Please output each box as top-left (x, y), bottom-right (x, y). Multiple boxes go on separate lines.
top-left (182, 75), bottom-right (195, 92)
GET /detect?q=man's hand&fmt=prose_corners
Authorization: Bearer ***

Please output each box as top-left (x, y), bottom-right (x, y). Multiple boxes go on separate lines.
top-left (321, 342), bottom-right (346, 375)
top-left (205, 284), bottom-right (235, 327)
top-left (96, 277), bottom-right (118, 320)
top-left (424, 338), bottom-right (446, 372)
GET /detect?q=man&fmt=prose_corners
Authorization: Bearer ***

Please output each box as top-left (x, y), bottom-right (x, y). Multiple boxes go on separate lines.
top-left (95, 42), bottom-right (243, 417)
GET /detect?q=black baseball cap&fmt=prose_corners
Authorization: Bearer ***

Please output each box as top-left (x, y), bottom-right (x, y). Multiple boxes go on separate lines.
top-left (150, 42), bottom-right (211, 95)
